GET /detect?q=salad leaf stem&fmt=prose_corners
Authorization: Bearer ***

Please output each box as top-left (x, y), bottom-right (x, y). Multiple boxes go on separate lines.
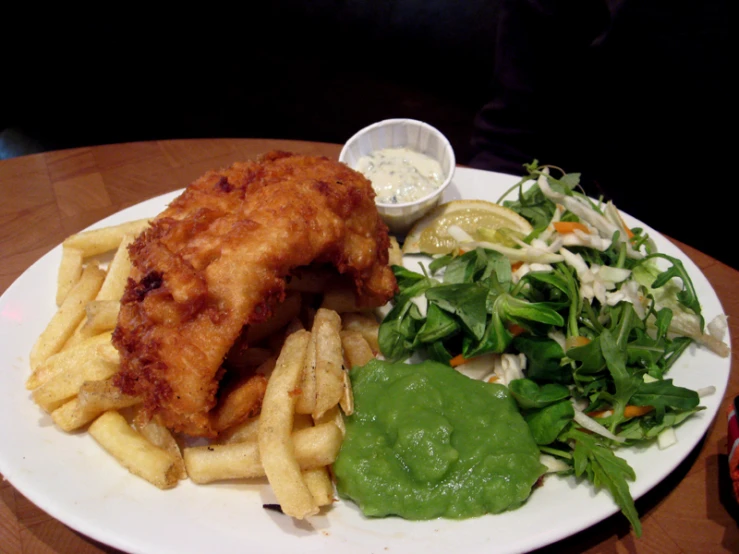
top-left (539, 445), bottom-right (573, 459)
top-left (638, 253), bottom-right (704, 331)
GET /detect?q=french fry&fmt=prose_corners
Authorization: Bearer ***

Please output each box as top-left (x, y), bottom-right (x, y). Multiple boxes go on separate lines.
top-left (80, 300), bottom-right (120, 338)
top-left (32, 217), bottom-right (379, 505)
top-left (95, 233), bottom-right (135, 302)
top-left (51, 378), bottom-right (141, 432)
top-left (340, 370), bottom-right (354, 416)
top-left (65, 235), bottom-right (133, 348)
top-left (56, 246), bottom-right (84, 306)
top-left (51, 398), bottom-right (97, 432)
top-left (186, 441), bottom-right (260, 483)
top-left (95, 342), bottom-right (120, 365)
top-left (303, 467), bottom-right (335, 506)
top-left (26, 331), bottom-right (112, 390)
top-left (292, 412), bottom-right (335, 506)
top-left (388, 236), bottom-right (403, 266)
top-left (313, 404), bottom-right (345, 437)
top-left (32, 346), bottom-right (120, 412)
top-left (77, 377), bottom-right (139, 412)
top-left (257, 329), bottom-right (318, 519)
top-left (294, 331), bottom-right (317, 415)
top-left (312, 309), bottom-right (345, 420)
top-left (218, 416), bottom-right (260, 444)
top-left (186, 422), bottom-right (342, 484)
top-left (341, 312), bottom-right (380, 353)
top-left (340, 329), bottom-right (375, 369)
top-left (34, 216), bottom-right (379, 501)
top-left (29, 264), bottom-right (106, 369)
top-left (62, 320), bottom-right (89, 351)
top-left (88, 410), bottom-right (179, 490)
top-left (62, 219), bottom-right (149, 258)
top-left (210, 373), bottom-right (268, 432)
top-left (134, 416), bottom-right (187, 481)
top-left (338, 330), bottom-right (365, 416)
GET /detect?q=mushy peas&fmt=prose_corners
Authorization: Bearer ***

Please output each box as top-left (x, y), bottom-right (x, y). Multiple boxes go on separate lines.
top-left (333, 359), bottom-right (546, 520)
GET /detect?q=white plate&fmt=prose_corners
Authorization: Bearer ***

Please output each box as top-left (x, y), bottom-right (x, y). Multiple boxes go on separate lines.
top-left (0, 167), bottom-right (730, 554)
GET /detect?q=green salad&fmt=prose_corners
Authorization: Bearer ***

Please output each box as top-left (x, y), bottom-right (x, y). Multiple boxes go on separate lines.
top-left (376, 162), bottom-right (730, 536)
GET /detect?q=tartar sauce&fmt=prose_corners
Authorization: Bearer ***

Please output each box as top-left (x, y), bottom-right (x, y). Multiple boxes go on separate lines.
top-left (355, 147), bottom-right (444, 204)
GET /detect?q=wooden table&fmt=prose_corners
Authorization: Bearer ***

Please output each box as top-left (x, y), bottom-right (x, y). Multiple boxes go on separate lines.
top-left (0, 138), bottom-right (736, 553)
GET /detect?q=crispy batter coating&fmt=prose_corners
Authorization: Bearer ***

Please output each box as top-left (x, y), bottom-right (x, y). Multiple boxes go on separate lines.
top-left (112, 152), bottom-right (397, 437)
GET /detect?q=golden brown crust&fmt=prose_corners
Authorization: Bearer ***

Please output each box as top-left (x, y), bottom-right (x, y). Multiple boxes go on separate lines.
top-left (112, 152), bottom-right (397, 437)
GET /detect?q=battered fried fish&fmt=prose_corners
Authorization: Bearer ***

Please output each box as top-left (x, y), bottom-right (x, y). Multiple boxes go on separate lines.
top-left (112, 152), bottom-right (397, 437)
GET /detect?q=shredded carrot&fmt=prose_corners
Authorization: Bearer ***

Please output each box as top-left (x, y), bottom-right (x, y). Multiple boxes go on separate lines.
top-left (624, 405), bottom-right (654, 418)
top-left (450, 354), bottom-right (468, 367)
top-left (588, 405), bottom-right (654, 419)
top-left (566, 335), bottom-right (591, 349)
top-left (487, 375), bottom-right (499, 383)
top-left (616, 212), bottom-right (635, 239)
top-left (508, 323), bottom-right (526, 337)
top-left (566, 335), bottom-right (591, 350)
top-left (553, 221), bottom-right (590, 235)
top-left (511, 261), bottom-right (524, 272)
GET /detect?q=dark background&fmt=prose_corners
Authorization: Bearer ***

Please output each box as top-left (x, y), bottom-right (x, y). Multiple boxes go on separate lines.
top-left (1, 2), bottom-right (500, 164)
top-left (1, 1), bottom-right (732, 267)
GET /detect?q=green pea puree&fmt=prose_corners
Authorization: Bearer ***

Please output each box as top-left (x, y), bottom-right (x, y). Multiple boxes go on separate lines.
top-left (333, 359), bottom-right (546, 520)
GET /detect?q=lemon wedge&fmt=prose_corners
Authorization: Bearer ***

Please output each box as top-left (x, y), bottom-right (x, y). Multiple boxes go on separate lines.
top-left (402, 199), bottom-right (533, 255)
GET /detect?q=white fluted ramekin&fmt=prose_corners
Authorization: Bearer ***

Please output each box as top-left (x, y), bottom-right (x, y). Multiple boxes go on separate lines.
top-left (339, 118), bottom-right (456, 236)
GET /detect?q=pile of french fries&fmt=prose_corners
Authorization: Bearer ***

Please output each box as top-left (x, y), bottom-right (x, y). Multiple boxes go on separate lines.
top-left (26, 218), bottom-right (387, 519)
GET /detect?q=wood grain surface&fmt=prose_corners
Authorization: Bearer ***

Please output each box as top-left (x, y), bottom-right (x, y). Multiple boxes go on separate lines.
top-left (0, 138), bottom-right (736, 554)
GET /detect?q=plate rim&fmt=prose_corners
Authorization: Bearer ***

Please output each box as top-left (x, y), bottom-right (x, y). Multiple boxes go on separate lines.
top-left (0, 166), bottom-right (731, 554)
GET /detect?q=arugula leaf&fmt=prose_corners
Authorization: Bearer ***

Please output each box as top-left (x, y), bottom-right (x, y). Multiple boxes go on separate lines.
top-left (618, 408), bottom-right (701, 441)
top-left (567, 336), bottom-right (606, 375)
top-left (630, 379), bottom-right (699, 419)
top-left (638, 253), bottom-right (705, 331)
top-left (558, 172), bottom-right (581, 190)
top-left (564, 429), bottom-right (641, 537)
top-left (600, 329), bottom-right (642, 427)
top-left (497, 163), bottom-right (579, 230)
top-left (626, 329), bottom-right (669, 370)
top-left (659, 336), bottom-right (693, 375)
top-left (652, 307), bottom-right (674, 341)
